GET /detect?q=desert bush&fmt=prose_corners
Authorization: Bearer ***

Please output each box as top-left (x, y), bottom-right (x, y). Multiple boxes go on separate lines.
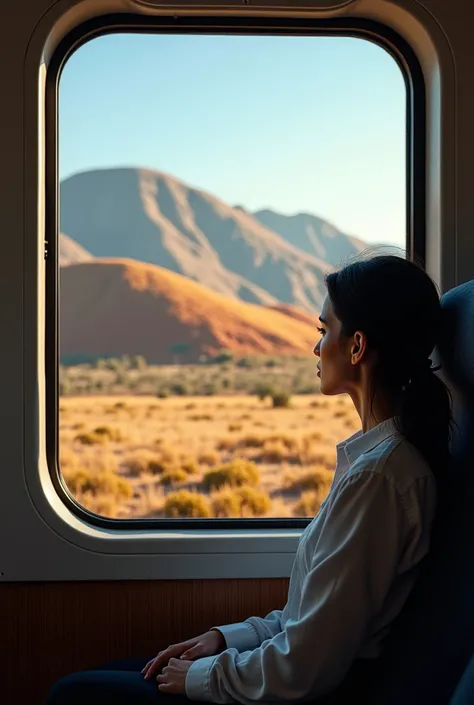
top-left (254, 384), bottom-right (276, 401)
top-left (160, 469), bottom-right (189, 486)
top-left (78, 494), bottom-right (119, 518)
top-left (294, 491), bottom-right (323, 517)
top-left (93, 426), bottom-right (123, 442)
top-left (228, 423), bottom-right (243, 432)
top-left (210, 488), bottom-right (242, 517)
top-left (122, 449), bottom-right (175, 477)
top-left (63, 466), bottom-right (132, 501)
top-left (258, 440), bottom-right (289, 464)
top-left (210, 486), bottom-right (271, 517)
top-left (216, 436), bottom-right (236, 452)
top-left (202, 459), bottom-right (260, 492)
top-left (163, 490), bottom-right (210, 518)
top-left (271, 392), bottom-right (291, 409)
top-left (239, 434), bottom-right (265, 449)
top-left (265, 433), bottom-right (299, 451)
top-left (236, 486), bottom-right (271, 516)
top-left (74, 431), bottom-right (108, 446)
top-left (198, 450), bottom-right (221, 466)
top-left (284, 466), bottom-right (333, 495)
top-left (180, 457), bottom-right (199, 475)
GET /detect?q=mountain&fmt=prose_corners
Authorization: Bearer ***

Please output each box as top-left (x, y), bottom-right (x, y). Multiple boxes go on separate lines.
top-left (252, 209), bottom-right (366, 267)
top-left (59, 233), bottom-right (93, 266)
top-left (60, 168), bottom-right (343, 312)
top-left (60, 259), bottom-right (318, 364)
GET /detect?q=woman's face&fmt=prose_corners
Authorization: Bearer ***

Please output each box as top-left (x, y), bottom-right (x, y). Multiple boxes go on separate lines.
top-left (313, 296), bottom-right (355, 395)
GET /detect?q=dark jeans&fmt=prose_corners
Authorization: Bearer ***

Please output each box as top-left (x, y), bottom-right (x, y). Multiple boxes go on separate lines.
top-left (45, 656), bottom-right (375, 705)
top-left (46, 658), bottom-right (190, 705)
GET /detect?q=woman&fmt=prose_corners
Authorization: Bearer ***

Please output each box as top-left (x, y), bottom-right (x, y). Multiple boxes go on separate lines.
top-left (46, 254), bottom-right (452, 705)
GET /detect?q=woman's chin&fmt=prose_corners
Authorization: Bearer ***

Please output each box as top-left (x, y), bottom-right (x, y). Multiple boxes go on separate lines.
top-left (319, 379), bottom-right (335, 396)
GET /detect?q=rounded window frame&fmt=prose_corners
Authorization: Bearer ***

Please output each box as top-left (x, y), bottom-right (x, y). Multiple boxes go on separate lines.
top-left (46, 13), bottom-right (426, 531)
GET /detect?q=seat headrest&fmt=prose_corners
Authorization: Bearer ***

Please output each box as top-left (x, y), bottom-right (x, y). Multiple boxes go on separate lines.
top-left (438, 280), bottom-right (474, 396)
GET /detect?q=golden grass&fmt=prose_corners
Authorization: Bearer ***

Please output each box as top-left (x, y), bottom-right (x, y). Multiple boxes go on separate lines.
top-left (59, 393), bottom-right (359, 519)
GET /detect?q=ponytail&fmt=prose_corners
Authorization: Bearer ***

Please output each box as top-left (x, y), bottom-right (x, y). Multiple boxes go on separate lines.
top-left (393, 362), bottom-right (452, 481)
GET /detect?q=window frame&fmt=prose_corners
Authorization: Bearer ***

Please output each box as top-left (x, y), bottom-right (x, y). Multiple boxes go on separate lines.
top-left (47, 13), bottom-right (425, 531)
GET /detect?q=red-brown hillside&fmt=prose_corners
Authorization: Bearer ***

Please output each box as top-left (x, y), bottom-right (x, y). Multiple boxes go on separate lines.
top-left (60, 259), bottom-right (319, 364)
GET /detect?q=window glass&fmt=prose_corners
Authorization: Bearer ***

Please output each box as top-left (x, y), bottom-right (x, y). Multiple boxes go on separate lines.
top-left (58, 33), bottom-right (406, 520)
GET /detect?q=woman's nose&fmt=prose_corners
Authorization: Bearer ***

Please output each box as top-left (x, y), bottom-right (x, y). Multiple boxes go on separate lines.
top-left (313, 342), bottom-right (320, 357)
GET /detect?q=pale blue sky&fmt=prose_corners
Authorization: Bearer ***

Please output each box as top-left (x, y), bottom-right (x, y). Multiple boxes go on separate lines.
top-left (59, 33), bottom-right (406, 246)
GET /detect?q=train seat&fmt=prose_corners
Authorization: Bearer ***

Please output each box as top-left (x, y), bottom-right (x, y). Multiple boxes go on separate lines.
top-left (363, 278), bottom-right (474, 704)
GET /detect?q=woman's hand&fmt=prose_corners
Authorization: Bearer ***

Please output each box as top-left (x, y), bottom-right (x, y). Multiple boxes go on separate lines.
top-left (142, 629), bottom-right (226, 681)
top-left (156, 658), bottom-right (193, 694)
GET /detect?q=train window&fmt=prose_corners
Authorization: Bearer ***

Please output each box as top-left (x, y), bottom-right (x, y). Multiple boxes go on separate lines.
top-left (55, 31), bottom-right (408, 525)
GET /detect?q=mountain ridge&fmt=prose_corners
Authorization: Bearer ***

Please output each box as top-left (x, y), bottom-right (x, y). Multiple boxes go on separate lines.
top-left (60, 167), bottom-right (365, 313)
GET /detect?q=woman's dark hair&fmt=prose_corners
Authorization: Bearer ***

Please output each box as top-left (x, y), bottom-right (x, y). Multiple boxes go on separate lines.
top-left (326, 254), bottom-right (452, 480)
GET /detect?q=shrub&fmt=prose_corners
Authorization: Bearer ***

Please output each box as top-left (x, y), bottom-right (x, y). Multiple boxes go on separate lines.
top-left (265, 434), bottom-right (299, 451)
top-left (254, 384), bottom-right (276, 401)
top-left (228, 423), bottom-right (243, 433)
top-left (239, 434), bottom-right (265, 449)
top-left (294, 491), bottom-right (322, 517)
top-left (83, 496), bottom-right (119, 518)
top-left (163, 491), bottom-right (211, 518)
top-left (216, 436), bottom-right (235, 452)
top-left (271, 392), bottom-right (291, 409)
top-left (74, 431), bottom-right (108, 446)
top-left (160, 469), bottom-right (189, 486)
top-left (236, 487), bottom-right (271, 516)
top-left (63, 467), bottom-right (132, 501)
top-left (180, 457), bottom-right (199, 475)
top-left (171, 383), bottom-right (189, 396)
top-left (210, 486), bottom-right (271, 517)
top-left (63, 468), bottom-right (92, 494)
top-left (211, 350), bottom-right (235, 365)
top-left (122, 450), bottom-right (170, 476)
top-left (202, 459), bottom-right (260, 492)
top-left (258, 440), bottom-right (289, 464)
top-left (210, 488), bottom-right (242, 517)
top-left (93, 426), bottom-right (123, 442)
top-left (198, 450), bottom-right (221, 466)
top-left (284, 466), bottom-right (333, 495)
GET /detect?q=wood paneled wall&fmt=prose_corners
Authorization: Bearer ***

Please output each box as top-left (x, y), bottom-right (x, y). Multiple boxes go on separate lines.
top-left (2, 578), bottom-right (288, 705)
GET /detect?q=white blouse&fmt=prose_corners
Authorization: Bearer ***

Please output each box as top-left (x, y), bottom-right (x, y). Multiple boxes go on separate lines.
top-left (186, 418), bottom-right (437, 704)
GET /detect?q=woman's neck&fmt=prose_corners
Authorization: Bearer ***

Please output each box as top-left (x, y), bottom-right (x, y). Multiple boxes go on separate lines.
top-left (349, 385), bottom-right (395, 434)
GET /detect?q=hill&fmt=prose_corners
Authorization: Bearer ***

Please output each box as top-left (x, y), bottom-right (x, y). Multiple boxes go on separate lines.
top-left (60, 259), bottom-right (319, 364)
top-left (252, 209), bottom-right (366, 266)
top-left (59, 168), bottom-right (355, 312)
top-left (59, 233), bottom-right (93, 266)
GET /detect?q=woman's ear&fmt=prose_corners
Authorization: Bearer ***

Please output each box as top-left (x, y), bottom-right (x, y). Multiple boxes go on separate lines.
top-left (351, 331), bottom-right (367, 365)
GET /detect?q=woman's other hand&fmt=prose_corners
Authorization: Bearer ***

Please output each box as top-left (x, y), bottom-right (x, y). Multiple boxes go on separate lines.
top-left (142, 629), bottom-right (226, 681)
top-left (156, 658), bottom-right (193, 694)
